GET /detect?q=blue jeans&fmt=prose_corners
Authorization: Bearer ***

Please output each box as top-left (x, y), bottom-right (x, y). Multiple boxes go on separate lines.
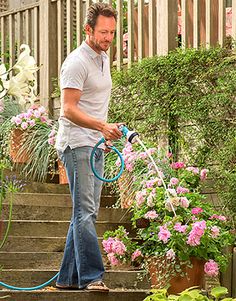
top-left (56, 146), bottom-right (105, 289)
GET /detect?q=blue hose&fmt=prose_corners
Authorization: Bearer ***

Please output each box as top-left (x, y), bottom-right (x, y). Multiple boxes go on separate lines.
top-left (90, 137), bottom-right (125, 182)
top-left (0, 272), bottom-right (59, 291)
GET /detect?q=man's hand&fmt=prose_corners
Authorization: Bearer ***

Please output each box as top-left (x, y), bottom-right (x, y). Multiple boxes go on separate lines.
top-left (102, 123), bottom-right (123, 141)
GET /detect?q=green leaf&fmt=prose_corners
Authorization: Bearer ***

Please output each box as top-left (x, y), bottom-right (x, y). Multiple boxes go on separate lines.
top-left (211, 287), bottom-right (228, 298)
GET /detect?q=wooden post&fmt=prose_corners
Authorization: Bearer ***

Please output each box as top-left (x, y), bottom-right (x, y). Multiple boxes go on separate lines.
top-left (156, 0), bottom-right (178, 56)
top-left (193, 0), bottom-right (200, 48)
top-left (206, 0), bottom-right (219, 47)
top-left (116, 0), bottom-right (123, 70)
top-left (232, 247), bottom-right (236, 298)
top-left (218, 0), bottom-right (226, 47)
top-left (127, 0), bottom-right (134, 67)
top-left (148, 0), bottom-right (156, 57)
top-left (137, 0), bottom-right (144, 60)
top-left (181, 0), bottom-right (193, 48)
top-left (39, 0), bottom-right (58, 116)
top-left (232, 0), bottom-right (236, 47)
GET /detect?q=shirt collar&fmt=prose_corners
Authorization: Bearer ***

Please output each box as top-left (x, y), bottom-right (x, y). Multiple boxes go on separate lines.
top-left (82, 41), bottom-right (107, 60)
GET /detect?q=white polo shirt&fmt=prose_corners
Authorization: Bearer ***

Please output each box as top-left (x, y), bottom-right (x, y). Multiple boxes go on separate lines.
top-left (55, 41), bottom-right (112, 152)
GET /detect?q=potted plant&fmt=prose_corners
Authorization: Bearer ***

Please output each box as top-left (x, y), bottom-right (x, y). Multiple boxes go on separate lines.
top-left (104, 142), bottom-right (235, 293)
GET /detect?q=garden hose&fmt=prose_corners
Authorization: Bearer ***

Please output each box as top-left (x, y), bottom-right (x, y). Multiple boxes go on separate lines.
top-left (0, 272), bottom-right (59, 291)
top-left (90, 125), bottom-right (139, 182)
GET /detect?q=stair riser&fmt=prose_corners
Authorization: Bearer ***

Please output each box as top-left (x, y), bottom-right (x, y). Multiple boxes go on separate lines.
top-left (1, 237), bottom-right (117, 254)
top-left (2, 205), bottom-right (131, 222)
top-left (0, 271), bottom-right (149, 289)
top-left (6, 194), bottom-right (117, 207)
top-left (3, 221), bottom-right (133, 237)
top-left (0, 291), bottom-right (147, 301)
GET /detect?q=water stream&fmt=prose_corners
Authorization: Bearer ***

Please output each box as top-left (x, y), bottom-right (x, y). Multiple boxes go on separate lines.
top-left (136, 137), bottom-right (177, 217)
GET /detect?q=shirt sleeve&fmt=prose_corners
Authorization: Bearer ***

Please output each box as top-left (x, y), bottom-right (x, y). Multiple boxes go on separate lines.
top-left (60, 58), bottom-right (87, 91)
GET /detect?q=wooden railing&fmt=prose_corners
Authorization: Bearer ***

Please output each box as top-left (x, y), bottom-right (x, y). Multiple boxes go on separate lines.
top-left (0, 0), bottom-right (236, 114)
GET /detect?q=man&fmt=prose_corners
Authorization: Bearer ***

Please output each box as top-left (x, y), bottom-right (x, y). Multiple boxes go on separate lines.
top-left (55, 3), bottom-right (122, 292)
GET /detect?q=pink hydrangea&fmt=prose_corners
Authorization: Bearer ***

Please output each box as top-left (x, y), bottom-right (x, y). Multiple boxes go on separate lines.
top-left (144, 210), bottom-right (158, 219)
top-left (107, 253), bottom-right (120, 266)
top-left (211, 226), bottom-right (220, 238)
top-left (204, 260), bottom-right (219, 277)
top-left (180, 197), bottom-right (189, 208)
top-left (200, 169), bottom-right (209, 181)
top-left (158, 226), bottom-right (171, 243)
top-left (48, 137), bottom-right (55, 145)
top-left (174, 223), bottom-right (187, 233)
top-left (170, 177), bottom-right (179, 186)
top-left (131, 249), bottom-right (142, 261)
top-left (176, 186), bottom-right (190, 194)
top-left (170, 162), bottom-right (185, 169)
top-left (191, 207), bottom-right (203, 215)
top-left (166, 249), bottom-right (176, 260)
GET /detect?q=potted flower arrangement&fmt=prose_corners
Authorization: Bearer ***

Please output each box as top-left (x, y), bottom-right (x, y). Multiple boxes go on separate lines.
top-left (103, 142), bottom-right (235, 293)
top-left (9, 105), bottom-right (58, 182)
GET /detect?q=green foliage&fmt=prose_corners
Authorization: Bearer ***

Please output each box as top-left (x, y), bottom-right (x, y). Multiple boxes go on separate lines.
top-left (143, 286), bottom-right (236, 301)
top-left (109, 47), bottom-right (236, 215)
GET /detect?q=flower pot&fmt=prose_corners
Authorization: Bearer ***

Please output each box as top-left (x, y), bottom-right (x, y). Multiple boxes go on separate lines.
top-left (58, 160), bottom-right (68, 185)
top-left (10, 128), bottom-right (29, 163)
top-left (148, 256), bottom-right (205, 294)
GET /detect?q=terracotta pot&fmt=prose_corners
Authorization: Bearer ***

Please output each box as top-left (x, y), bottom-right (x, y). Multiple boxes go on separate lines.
top-left (10, 128), bottom-right (29, 163)
top-left (148, 256), bottom-right (205, 294)
top-left (58, 160), bottom-right (68, 185)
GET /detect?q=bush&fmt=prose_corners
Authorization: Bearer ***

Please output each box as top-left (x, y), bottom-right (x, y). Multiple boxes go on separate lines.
top-left (109, 47), bottom-right (236, 215)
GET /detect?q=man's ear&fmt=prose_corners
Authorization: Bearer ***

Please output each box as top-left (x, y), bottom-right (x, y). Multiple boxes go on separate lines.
top-left (84, 24), bottom-right (93, 35)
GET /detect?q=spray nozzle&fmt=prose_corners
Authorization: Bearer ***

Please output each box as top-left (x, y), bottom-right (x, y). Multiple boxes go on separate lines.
top-left (119, 125), bottom-right (139, 144)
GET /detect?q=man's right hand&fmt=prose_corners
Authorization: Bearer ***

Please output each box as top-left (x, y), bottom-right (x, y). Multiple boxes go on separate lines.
top-left (102, 123), bottom-right (123, 141)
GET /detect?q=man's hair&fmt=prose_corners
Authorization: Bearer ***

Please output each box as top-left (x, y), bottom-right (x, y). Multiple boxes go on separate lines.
top-left (85, 3), bottom-right (117, 30)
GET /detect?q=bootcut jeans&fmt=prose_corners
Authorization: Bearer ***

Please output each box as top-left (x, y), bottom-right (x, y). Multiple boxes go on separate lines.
top-left (56, 146), bottom-right (105, 289)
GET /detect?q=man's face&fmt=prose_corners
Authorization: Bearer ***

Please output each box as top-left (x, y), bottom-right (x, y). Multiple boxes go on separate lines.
top-left (86, 15), bottom-right (116, 53)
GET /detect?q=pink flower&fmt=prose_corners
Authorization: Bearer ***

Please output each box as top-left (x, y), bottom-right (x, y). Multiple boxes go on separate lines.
top-left (187, 220), bottom-right (206, 246)
top-left (115, 158), bottom-right (121, 167)
top-left (138, 152), bottom-right (147, 159)
top-left (209, 214), bottom-right (227, 221)
top-left (21, 121), bottom-right (28, 130)
top-left (40, 116), bottom-right (47, 123)
top-left (204, 260), bottom-right (219, 277)
top-left (48, 137), bottom-right (55, 145)
top-left (145, 179), bottom-right (156, 188)
top-left (186, 166), bottom-right (199, 174)
top-left (33, 110), bottom-right (41, 118)
top-left (38, 106), bottom-right (46, 113)
top-left (135, 191), bottom-right (146, 207)
top-left (191, 207), bottom-right (203, 215)
top-left (166, 249), bottom-right (175, 260)
top-left (131, 249), bottom-right (142, 261)
top-left (200, 169), bottom-right (208, 181)
top-left (144, 210), bottom-right (158, 219)
top-left (28, 119), bottom-right (36, 127)
top-left (176, 186), bottom-right (190, 194)
top-left (166, 152), bottom-right (172, 158)
top-left (158, 226), bottom-right (171, 243)
top-left (174, 223), bottom-right (187, 233)
top-left (171, 162), bottom-right (185, 169)
top-left (102, 237), bottom-right (115, 253)
top-left (146, 148), bottom-right (156, 155)
top-left (112, 239), bottom-right (126, 255)
top-left (49, 129), bottom-right (56, 138)
top-left (107, 253), bottom-right (120, 266)
top-left (211, 226), bottom-right (220, 238)
top-left (180, 197), bottom-right (189, 208)
top-left (170, 177), bottom-right (179, 186)
top-left (11, 116), bottom-right (22, 125)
